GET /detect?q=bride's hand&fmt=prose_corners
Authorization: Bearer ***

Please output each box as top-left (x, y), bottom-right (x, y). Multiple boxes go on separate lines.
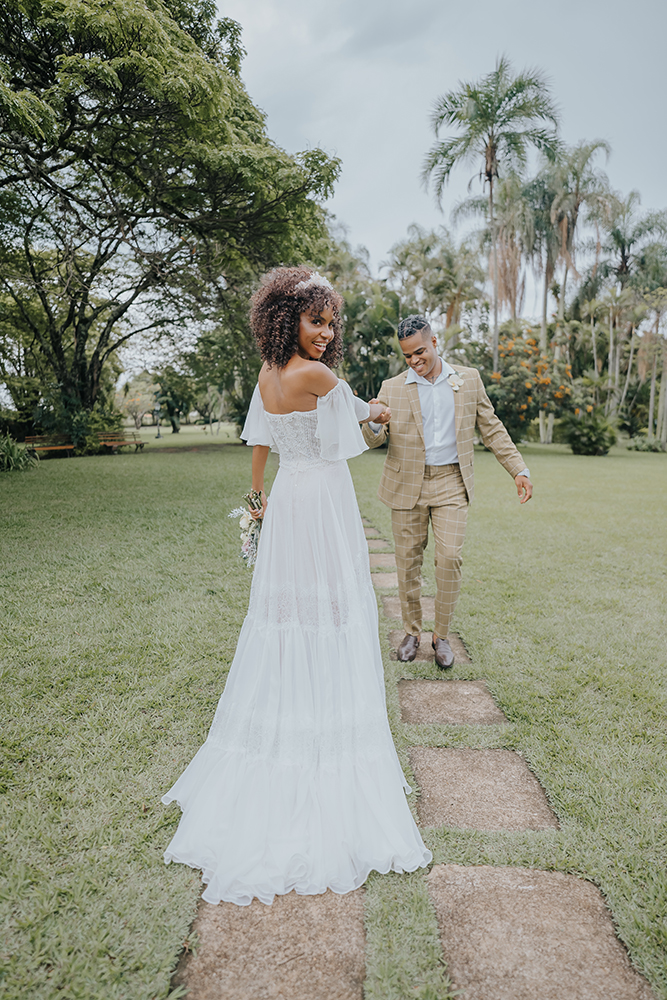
top-left (368, 401), bottom-right (391, 424)
top-left (249, 490), bottom-right (267, 520)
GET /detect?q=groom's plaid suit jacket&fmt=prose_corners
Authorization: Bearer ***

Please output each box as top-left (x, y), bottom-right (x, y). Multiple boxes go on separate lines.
top-left (361, 365), bottom-right (526, 509)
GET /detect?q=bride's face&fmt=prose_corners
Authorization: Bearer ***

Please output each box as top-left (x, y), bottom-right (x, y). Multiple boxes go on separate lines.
top-left (296, 304), bottom-right (335, 360)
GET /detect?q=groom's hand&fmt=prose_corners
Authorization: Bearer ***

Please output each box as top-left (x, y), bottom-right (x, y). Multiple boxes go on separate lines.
top-left (515, 475), bottom-right (533, 504)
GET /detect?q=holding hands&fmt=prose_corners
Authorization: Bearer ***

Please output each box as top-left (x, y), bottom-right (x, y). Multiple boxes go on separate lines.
top-left (368, 399), bottom-right (391, 424)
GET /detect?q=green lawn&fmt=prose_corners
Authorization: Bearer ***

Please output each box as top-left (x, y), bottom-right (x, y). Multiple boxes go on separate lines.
top-left (1, 439), bottom-right (665, 999)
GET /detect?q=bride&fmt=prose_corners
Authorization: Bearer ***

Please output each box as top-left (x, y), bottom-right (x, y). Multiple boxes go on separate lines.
top-left (162, 266), bottom-right (432, 905)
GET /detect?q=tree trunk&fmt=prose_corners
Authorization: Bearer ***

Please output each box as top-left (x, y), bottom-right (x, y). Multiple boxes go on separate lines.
top-left (647, 350), bottom-right (658, 440)
top-left (605, 307), bottom-right (614, 415)
top-left (546, 411), bottom-right (555, 444)
top-left (619, 327), bottom-right (635, 413)
top-left (591, 316), bottom-right (598, 376)
top-left (539, 409), bottom-right (547, 443)
top-left (657, 342), bottom-right (667, 446)
top-left (490, 179), bottom-right (499, 371)
top-left (540, 270), bottom-right (549, 351)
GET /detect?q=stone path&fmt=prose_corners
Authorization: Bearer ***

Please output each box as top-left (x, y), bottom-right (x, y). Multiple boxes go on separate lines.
top-left (399, 679), bottom-right (506, 725)
top-left (426, 865), bottom-right (655, 1000)
top-left (409, 748), bottom-right (559, 831)
top-left (172, 519), bottom-right (656, 1000)
top-left (173, 890), bottom-right (365, 1000)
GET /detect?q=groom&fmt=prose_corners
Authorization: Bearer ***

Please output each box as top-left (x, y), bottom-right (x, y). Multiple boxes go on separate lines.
top-left (363, 315), bottom-right (532, 669)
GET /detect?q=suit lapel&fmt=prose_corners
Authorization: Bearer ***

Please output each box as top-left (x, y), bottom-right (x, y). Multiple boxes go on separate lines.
top-left (405, 381), bottom-right (425, 445)
top-left (452, 365), bottom-right (465, 436)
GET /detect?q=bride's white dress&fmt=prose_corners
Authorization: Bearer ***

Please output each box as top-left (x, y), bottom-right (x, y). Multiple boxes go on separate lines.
top-left (162, 379), bottom-right (431, 905)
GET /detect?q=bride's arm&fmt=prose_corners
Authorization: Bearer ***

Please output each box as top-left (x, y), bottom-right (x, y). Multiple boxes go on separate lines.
top-left (251, 445), bottom-right (269, 519)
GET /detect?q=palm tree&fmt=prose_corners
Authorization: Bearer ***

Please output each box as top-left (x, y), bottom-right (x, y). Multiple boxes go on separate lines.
top-left (422, 55), bottom-right (560, 369)
top-left (384, 224), bottom-right (484, 346)
top-left (453, 171), bottom-right (535, 321)
top-left (547, 140), bottom-right (611, 322)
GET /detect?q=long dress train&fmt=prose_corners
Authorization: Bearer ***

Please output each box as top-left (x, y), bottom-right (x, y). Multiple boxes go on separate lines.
top-left (161, 379), bottom-right (432, 905)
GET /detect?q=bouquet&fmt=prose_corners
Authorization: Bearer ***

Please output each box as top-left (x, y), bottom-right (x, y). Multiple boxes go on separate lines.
top-left (228, 490), bottom-right (264, 567)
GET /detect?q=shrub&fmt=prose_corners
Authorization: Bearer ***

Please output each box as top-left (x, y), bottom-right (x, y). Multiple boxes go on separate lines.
top-left (0, 434), bottom-right (39, 472)
top-left (627, 437), bottom-right (665, 453)
top-left (563, 410), bottom-right (617, 456)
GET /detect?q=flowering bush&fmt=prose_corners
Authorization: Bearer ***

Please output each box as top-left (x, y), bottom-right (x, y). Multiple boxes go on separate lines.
top-left (479, 326), bottom-right (576, 442)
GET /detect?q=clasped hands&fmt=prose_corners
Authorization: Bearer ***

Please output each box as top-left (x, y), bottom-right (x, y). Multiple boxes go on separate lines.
top-left (368, 399), bottom-right (391, 424)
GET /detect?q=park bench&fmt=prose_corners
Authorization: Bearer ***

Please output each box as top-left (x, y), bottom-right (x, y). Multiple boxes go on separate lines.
top-left (97, 432), bottom-right (145, 453)
top-left (25, 435), bottom-right (75, 457)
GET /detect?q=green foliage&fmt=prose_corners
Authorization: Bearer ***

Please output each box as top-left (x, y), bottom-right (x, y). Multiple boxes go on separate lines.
top-left (384, 224), bottom-right (484, 338)
top-left (154, 367), bottom-right (197, 433)
top-left (0, 432), bottom-right (38, 471)
top-left (627, 436), bottom-right (665, 452)
top-left (563, 408), bottom-right (617, 455)
top-left (0, 0), bottom-right (338, 423)
top-left (325, 238), bottom-right (402, 399)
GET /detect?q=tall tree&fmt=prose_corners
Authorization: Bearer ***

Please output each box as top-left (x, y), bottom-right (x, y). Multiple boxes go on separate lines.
top-left (0, 0), bottom-right (338, 438)
top-left (422, 54), bottom-right (560, 369)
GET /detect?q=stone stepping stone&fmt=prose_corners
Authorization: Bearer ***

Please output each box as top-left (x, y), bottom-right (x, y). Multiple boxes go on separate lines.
top-left (426, 865), bottom-right (655, 1000)
top-left (369, 553), bottom-right (396, 569)
top-left (382, 595), bottom-right (436, 621)
top-left (364, 526), bottom-right (380, 538)
top-left (389, 630), bottom-right (471, 664)
top-left (172, 889), bottom-right (365, 1000)
top-left (371, 571), bottom-right (398, 589)
top-left (366, 538), bottom-right (392, 551)
top-left (399, 680), bottom-right (506, 725)
top-left (409, 748), bottom-right (559, 830)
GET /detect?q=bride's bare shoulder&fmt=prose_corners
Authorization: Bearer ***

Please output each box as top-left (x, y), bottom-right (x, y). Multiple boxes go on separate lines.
top-left (290, 360), bottom-right (338, 396)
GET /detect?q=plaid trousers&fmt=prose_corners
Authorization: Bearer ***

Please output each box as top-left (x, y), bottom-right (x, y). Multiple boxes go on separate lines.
top-left (391, 464), bottom-right (468, 638)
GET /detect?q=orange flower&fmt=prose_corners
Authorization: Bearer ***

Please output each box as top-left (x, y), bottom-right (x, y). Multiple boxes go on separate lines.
top-left (519, 414), bottom-right (525, 421)
top-left (554, 391), bottom-right (564, 399)
top-left (520, 403), bottom-right (527, 410)
top-left (586, 405), bottom-right (593, 413)
top-left (525, 380), bottom-right (532, 389)
top-left (527, 396), bottom-right (533, 403)
top-left (575, 407), bottom-right (580, 416)
top-left (491, 371), bottom-right (502, 380)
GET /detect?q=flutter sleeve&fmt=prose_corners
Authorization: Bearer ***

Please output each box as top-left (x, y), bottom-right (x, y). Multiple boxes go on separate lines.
top-left (241, 384), bottom-right (277, 452)
top-left (316, 379), bottom-right (370, 461)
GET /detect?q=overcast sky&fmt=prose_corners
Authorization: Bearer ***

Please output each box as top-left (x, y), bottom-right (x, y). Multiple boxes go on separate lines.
top-left (221, 0), bottom-right (667, 315)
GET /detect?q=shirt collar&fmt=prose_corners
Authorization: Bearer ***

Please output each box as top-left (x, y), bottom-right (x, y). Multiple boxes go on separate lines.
top-left (405, 357), bottom-right (455, 386)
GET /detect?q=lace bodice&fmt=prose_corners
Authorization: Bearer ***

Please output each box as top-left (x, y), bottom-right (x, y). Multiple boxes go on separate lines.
top-left (264, 410), bottom-right (329, 470)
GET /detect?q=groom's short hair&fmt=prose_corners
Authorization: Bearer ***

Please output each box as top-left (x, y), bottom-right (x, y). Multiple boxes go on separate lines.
top-left (398, 315), bottom-right (431, 340)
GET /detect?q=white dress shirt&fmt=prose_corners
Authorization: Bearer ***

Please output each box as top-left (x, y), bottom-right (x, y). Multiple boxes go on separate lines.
top-left (406, 358), bottom-right (460, 466)
top-left (370, 357), bottom-right (531, 478)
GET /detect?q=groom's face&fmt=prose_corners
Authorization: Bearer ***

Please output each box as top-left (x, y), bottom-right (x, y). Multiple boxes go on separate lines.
top-left (400, 329), bottom-right (439, 380)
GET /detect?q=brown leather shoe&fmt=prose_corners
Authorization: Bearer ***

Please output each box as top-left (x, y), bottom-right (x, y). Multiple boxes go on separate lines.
top-left (397, 633), bottom-right (420, 662)
top-left (432, 635), bottom-right (454, 669)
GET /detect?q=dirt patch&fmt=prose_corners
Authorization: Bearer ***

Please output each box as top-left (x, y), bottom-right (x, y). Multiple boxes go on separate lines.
top-left (426, 865), bottom-right (655, 1000)
top-left (371, 571), bottom-right (398, 589)
top-left (409, 748), bottom-right (559, 830)
top-left (369, 553), bottom-right (396, 569)
top-left (399, 680), bottom-right (506, 724)
top-left (173, 889), bottom-right (366, 1000)
top-left (382, 595), bottom-right (435, 621)
top-left (390, 631), bottom-right (470, 664)
top-left (364, 527), bottom-right (380, 538)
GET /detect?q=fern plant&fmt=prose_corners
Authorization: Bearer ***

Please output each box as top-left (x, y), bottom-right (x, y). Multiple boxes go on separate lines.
top-left (0, 434), bottom-right (39, 472)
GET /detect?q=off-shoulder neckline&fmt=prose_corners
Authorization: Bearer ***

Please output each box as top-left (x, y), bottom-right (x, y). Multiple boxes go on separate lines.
top-left (260, 378), bottom-right (343, 415)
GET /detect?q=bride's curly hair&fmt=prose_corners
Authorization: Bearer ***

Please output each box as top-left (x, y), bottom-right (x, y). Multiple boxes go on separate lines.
top-left (250, 266), bottom-right (344, 369)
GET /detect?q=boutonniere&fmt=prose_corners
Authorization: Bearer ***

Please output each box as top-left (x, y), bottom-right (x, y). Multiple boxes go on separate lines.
top-left (447, 372), bottom-right (464, 392)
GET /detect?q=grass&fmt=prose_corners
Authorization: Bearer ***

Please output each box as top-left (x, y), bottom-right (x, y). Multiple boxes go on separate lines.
top-left (1, 437), bottom-right (665, 999)
top-left (350, 442), bottom-right (667, 999)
